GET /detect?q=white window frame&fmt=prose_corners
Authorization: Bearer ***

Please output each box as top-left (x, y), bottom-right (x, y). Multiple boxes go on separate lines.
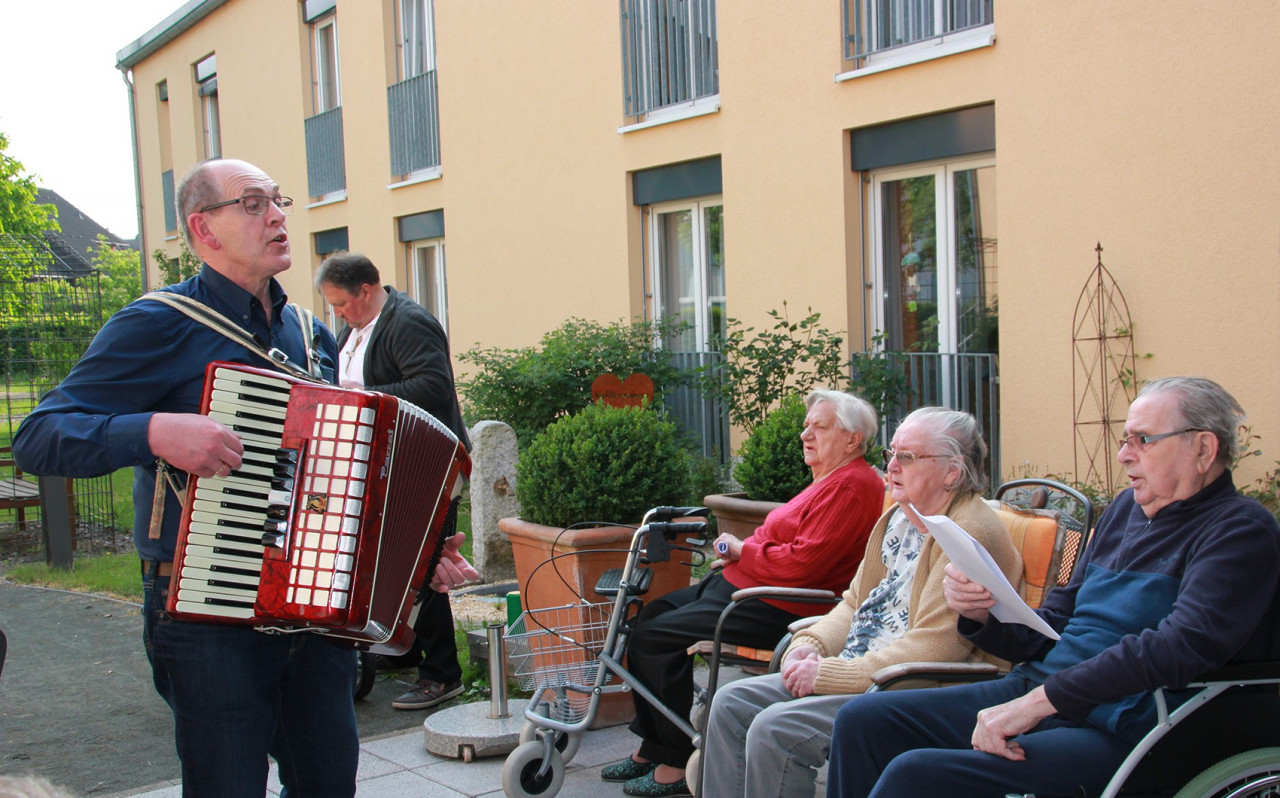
top-left (398, 0), bottom-right (436, 80)
top-left (409, 239), bottom-right (448, 333)
top-left (195, 54), bottom-right (221, 160)
top-left (648, 197), bottom-right (724, 352)
top-left (868, 153), bottom-right (994, 357)
top-left (312, 13), bottom-right (342, 112)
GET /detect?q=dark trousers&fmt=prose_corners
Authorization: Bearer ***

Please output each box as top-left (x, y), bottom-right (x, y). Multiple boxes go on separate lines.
top-left (825, 673), bottom-right (1134, 798)
top-left (406, 588), bottom-right (462, 683)
top-left (627, 571), bottom-right (802, 767)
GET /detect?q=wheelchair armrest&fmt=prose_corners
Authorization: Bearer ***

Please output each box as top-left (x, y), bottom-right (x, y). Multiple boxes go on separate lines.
top-left (1189, 659), bottom-right (1280, 686)
top-left (728, 586), bottom-right (838, 604)
top-left (787, 616), bottom-right (824, 634)
top-left (868, 661), bottom-right (1003, 692)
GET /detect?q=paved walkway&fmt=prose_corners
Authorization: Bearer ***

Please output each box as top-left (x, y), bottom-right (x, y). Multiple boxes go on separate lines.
top-left (105, 721), bottom-right (642, 798)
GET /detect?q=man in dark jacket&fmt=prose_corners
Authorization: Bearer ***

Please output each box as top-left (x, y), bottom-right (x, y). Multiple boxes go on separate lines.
top-left (318, 251), bottom-right (473, 710)
top-left (825, 376), bottom-right (1280, 798)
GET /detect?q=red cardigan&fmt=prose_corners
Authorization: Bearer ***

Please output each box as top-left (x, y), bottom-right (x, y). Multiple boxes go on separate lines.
top-left (721, 458), bottom-right (885, 617)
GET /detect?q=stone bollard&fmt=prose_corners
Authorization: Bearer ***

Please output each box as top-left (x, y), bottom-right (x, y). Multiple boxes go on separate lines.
top-left (468, 420), bottom-right (520, 582)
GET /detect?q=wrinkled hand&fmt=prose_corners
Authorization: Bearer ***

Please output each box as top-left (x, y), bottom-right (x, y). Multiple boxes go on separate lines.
top-left (149, 413), bottom-right (243, 478)
top-left (430, 533), bottom-right (480, 592)
top-left (971, 685), bottom-right (1056, 760)
top-left (712, 533), bottom-right (744, 562)
top-left (943, 562), bottom-right (996, 624)
top-left (780, 645), bottom-right (821, 697)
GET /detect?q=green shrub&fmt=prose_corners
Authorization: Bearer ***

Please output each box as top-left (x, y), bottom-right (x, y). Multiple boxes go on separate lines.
top-left (733, 393), bottom-right (810, 503)
top-left (516, 401), bottom-right (692, 528)
top-left (458, 317), bottom-right (691, 449)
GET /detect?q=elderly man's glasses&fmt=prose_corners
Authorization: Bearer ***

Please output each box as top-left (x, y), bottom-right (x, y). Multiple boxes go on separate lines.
top-left (199, 195), bottom-right (294, 216)
top-left (1116, 428), bottom-right (1203, 452)
top-left (882, 449), bottom-right (947, 467)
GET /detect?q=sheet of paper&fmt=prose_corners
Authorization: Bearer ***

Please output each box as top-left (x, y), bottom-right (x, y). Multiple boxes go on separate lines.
top-left (910, 504), bottom-right (1060, 640)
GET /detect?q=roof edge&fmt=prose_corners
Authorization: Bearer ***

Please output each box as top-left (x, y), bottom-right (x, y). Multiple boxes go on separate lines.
top-left (116, 0), bottom-right (235, 70)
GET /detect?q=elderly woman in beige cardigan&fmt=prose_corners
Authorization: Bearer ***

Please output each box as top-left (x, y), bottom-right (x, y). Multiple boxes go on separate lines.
top-left (700, 407), bottom-right (1023, 798)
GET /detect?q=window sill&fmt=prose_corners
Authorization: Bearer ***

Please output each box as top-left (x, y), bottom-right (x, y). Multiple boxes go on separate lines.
top-left (387, 167), bottom-right (443, 190)
top-left (836, 26), bottom-right (995, 82)
top-left (618, 95), bottom-right (720, 134)
top-left (163, 233), bottom-right (179, 242)
top-left (305, 191), bottom-right (348, 210)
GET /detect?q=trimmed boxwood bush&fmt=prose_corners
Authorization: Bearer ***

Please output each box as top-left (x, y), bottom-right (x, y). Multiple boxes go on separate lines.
top-left (516, 401), bottom-right (693, 528)
top-left (733, 393), bottom-right (810, 503)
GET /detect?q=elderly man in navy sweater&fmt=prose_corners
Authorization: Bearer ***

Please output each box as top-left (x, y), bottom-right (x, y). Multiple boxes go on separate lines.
top-left (825, 376), bottom-right (1280, 798)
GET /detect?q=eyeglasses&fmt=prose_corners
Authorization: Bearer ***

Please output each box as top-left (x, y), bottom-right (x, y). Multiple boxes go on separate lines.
top-left (1116, 428), bottom-right (1203, 451)
top-left (198, 195), bottom-right (294, 216)
top-left (882, 449), bottom-right (948, 467)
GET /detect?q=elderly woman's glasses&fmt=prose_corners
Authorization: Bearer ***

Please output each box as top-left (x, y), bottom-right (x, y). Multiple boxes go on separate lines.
top-left (199, 195), bottom-right (294, 216)
top-left (882, 449), bottom-right (947, 467)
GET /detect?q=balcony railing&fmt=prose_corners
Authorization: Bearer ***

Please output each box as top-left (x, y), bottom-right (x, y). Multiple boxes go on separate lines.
top-left (856, 350), bottom-right (1001, 484)
top-left (843, 0), bottom-right (993, 61)
top-left (388, 70), bottom-right (441, 176)
top-left (665, 350), bottom-right (729, 462)
top-left (620, 0), bottom-right (718, 118)
top-left (304, 106), bottom-right (346, 197)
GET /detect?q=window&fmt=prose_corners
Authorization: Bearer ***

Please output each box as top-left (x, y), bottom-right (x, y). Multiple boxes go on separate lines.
top-left (870, 157), bottom-right (997, 414)
top-left (409, 240), bottom-right (448, 332)
top-left (397, 0), bottom-right (435, 80)
top-left (842, 0), bottom-right (994, 75)
top-left (195, 54), bottom-right (221, 159)
top-left (312, 13), bottom-right (341, 113)
top-left (650, 199), bottom-right (724, 351)
top-left (620, 0), bottom-right (718, 121)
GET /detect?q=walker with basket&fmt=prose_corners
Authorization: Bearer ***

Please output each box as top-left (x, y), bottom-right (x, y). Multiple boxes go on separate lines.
top-left (500, 505), bottom-right (711, 798)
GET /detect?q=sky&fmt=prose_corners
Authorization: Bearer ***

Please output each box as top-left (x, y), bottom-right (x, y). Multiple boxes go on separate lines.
top-left (2, 0), bottom-right (187, 241)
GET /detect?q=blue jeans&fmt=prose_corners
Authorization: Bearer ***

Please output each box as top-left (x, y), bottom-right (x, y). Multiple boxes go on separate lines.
top-left (825, 674), bottom-right (1134, 798)
top-left (143, 575), bottom-right (359, 798)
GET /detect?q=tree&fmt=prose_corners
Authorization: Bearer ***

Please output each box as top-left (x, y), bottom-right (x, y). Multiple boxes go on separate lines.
top-left (0, 131), bottom-right (57, 237)
top-left (92, 237), bottom-right (143, 317)
top-left (153, 241), bottom-right (201, 286)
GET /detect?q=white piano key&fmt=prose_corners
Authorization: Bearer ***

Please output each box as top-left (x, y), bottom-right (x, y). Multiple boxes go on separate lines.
top-left (173, 600), bottom-right (256, 620)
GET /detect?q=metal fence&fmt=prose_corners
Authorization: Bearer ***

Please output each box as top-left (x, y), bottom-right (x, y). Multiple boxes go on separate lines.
top-left (388, 70), bottom-right (441, 176)
top-left (664, 350), bottom-right (728, 462)
top-left (864, 350), bottom-right (1001, 484)
top-left (843, 0), bottom-right (993, 61)
top-left (620, 0), bottom-right (718, 118)
top-left (0, 234), bottom-right (121, 560)
top-left (304, 106), bottom-right (347, 197)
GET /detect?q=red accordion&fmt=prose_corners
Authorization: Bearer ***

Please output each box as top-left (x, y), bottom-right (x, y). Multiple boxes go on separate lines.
top-left (166, 362), bottom-right (470, 653)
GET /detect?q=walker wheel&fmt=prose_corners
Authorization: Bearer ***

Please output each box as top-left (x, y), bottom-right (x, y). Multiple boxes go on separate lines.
top-left (518, 721), bottom-right (582, 764)
top-left (502, 740), bottom-right (564, 798)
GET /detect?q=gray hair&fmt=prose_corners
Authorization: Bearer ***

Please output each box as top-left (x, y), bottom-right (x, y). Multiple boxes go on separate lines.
top-left (315, 252), bottom-right (381, 293)
top-left (175, 160), bottom-right (223, 249)
top-left (805, 389), bottom-right (878, 456)
top-left (1138, 377), bottom-right (1245, 469)
top-left (898, 406), bottom-right (988, 496)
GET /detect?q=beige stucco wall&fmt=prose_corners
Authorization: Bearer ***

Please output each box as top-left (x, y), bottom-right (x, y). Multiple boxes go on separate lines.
top-left (125, 0), bottom-right (1280, 487)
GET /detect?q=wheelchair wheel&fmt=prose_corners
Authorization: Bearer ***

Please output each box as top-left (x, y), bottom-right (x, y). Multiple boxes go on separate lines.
top-left (686, 750), bottom-right (702, 798)
top-left (353, 650), bottom-right (377, 700)
top-left (1173, 747), bottom-right (1280, 798)
top-left (518, 721), bottom-right (582, 764)
top-left (502, 740), bottom-right (564, 798)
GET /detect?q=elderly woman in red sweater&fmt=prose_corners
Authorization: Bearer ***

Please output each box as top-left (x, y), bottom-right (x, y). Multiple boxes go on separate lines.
top-left (602, 389), bottom-right (886, 798)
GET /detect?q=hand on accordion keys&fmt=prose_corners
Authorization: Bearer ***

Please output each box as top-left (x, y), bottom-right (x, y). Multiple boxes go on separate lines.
top-left (430, 533), bottom-right (480, 592)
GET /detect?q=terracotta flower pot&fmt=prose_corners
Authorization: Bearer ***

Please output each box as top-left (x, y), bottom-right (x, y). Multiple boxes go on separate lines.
top-left (703, 492), bottom-right (783, 541)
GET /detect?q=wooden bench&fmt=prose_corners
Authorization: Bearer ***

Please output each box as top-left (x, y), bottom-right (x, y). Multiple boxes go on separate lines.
top-left (0, 446), bottom-right (42, 529)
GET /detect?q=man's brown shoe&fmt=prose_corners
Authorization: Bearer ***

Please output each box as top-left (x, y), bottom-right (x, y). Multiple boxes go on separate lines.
top-left (391, 679), bottom-right (464, 710)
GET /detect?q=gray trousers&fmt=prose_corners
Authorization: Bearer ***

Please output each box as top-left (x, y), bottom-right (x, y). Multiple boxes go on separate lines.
top-left (701, 673), bottom-right (851, 798)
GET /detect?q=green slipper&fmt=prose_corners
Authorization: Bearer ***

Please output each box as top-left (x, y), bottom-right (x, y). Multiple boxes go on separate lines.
top-left (622, 770), bottom-right (691, 797)
top-left (601, 757), bottom-right (656, 783)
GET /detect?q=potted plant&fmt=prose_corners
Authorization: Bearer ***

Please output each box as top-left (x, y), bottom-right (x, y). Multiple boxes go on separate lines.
top-left (498, 400), bottom-right (699, 726)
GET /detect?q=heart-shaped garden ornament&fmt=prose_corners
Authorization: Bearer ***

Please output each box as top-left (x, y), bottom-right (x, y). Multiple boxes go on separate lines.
top-left (590, 373), bottom-right (654, 408)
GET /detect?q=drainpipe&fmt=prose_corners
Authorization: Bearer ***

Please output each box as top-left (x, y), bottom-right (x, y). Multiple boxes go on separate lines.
top-left (120, 65), bottom-right (149, 293)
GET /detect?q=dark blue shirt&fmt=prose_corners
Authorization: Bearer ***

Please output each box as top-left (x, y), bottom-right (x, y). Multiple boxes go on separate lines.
top-left (964, 472), bottom-right (1280, 741)
top-left (13, 265), bottom-right (338, 563)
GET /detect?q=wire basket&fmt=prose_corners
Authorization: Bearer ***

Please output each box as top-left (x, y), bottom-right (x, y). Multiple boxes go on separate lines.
top-left (505, 601), bottom-right (614, 724)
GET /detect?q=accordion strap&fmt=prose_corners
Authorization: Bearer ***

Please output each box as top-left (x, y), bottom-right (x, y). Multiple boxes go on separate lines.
top-left (138, 291), bottom-right (324, 538)
top-left (140, 291), bottom-right (323, 383)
